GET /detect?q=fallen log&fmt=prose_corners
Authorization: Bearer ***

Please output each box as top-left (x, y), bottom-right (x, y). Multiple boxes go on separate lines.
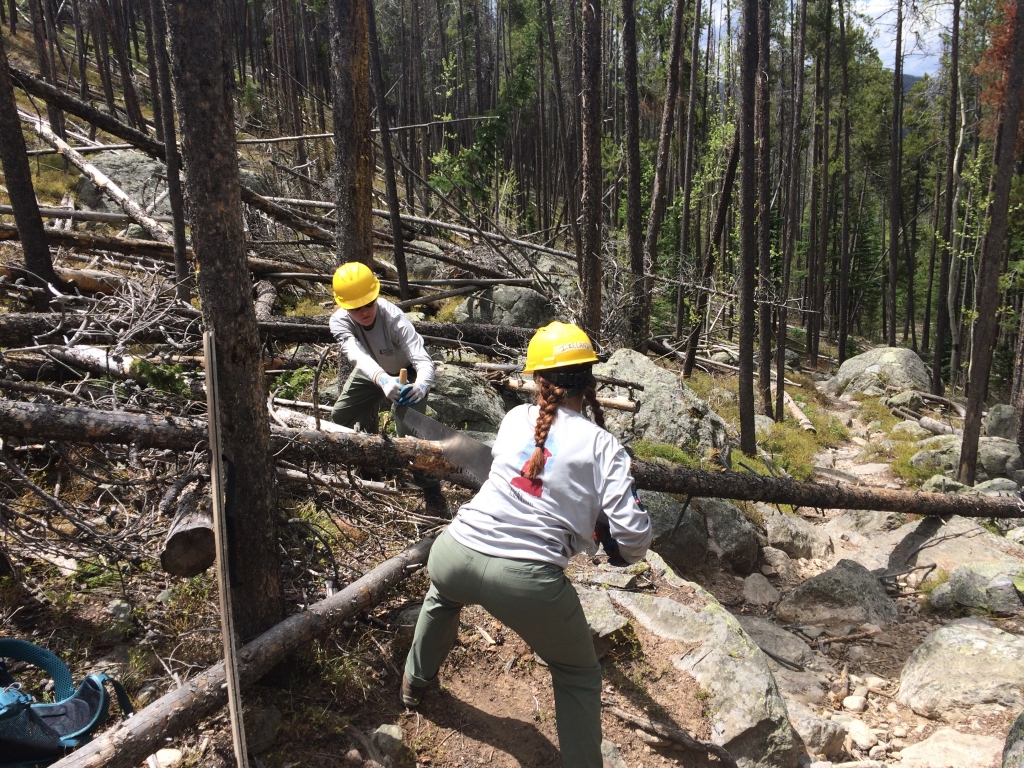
top-left (50, 537), bottom-right (434, 768)
top-left (919, 416), bottom-right (961, 436)
top-left (0, 400), bottom-right (1019, 517)
top-left (159, 480), bottom-right (214, 577)
top-left (0, 262), bottom-right (125, 295)
top-left (499, 378), bottom-right (639, 413)
top-left (783, 390), bottom-right (816, 433)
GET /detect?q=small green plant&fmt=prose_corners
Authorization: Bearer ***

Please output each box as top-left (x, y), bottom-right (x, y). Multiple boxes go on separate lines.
top-left (857, 397), bottom-right (901, 432)
top-left (433, 297), bottom-right (465, 324)
top-left (631, 439), bottom-right (702, 469)
top-left (130, 359), bottom-right (190, 398)
top-left (273, 367), bottom-right (316, 399)
top-left (760, 422), bottom-right (818, 480)
top-left (285, 297), bottom-right (329, 317)
top-left (918, 569), bottom-right (949, 596)
top-left (890, 441), bottom-right (935, 487)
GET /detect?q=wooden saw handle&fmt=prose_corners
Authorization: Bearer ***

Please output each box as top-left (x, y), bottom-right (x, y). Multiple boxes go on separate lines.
top-left (399, 368), bottom-right (408, 385)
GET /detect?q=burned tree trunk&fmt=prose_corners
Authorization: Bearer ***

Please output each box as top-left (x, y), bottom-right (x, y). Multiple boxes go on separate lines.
top-left (159, 481), bottom-right (215, 578)
top-left (165, 0), bottom-right (283, 639)
top-left (0, 33), bottom-right (64, 309)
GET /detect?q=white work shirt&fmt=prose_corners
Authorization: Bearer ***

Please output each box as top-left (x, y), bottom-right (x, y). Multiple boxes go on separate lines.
top-left (448, 404), bottom-right (653, 568)
top-left (329, 299), bottom-right (435, 387)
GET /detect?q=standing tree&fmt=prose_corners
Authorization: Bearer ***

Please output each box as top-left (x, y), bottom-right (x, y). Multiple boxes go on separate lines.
top-left (329, 0), bottom-right (373, 267)
top-left (580, 0), bottom-right (603, 336)
top-left (738, 0), bottom-right (759, 454)
top-left (961, 0), bottom-right (1024, 483)
top-left (0, 29), bottom-right (63, 310)
top-left (887, 0), bottom-right (903, 347)
top-left (622, 0), bottom-right (645, 350)
top-left (755, 0), bottom-right (772, 417)
top-left (164, 0), bottom-right (284, 639)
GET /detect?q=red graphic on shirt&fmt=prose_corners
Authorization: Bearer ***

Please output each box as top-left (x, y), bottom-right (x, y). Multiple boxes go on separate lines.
top-left (510, 449), bottom-right (551, 498)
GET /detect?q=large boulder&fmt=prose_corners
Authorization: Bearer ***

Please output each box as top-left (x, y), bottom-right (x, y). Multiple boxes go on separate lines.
top-left (427, 364), bottom-right (506, 432)
top-left (899, 728), bottom-right (1002, 768)
top-left (1004, 708), bottom-right (1024, 768)
top-left (640, 490), bottom-right (709, 571)
top-left (775, 559), bottom-right (898, 628)
top-left (897, 618), bottom-right (1024, 718)
top-left (610, 588), bottom-right (799, 768)
top-left (77, 151), bottom-right (172, 215)
top-left (697, 498), bottom-right (760, 575)
top-left (594, 349), bottom-right (730, 462)
top-left (736, 616), bottom-right (830, 709)
top-left (909, 435), bottom-right (1022, 482)
top-left (823, 509), bottom-right (904, 537)
top-left (986, 404), bottom-right (1017, 440)
top-left (835, 515), bottom-right (1024, 578)
top-left (823, 347), bottom-right (930, 399)
top-left (947, 562), bottom-right (1024, 615)
top-left (454, 285), bottom-right (556, 328)
top-left (766, 512), bottom-right (834, 560)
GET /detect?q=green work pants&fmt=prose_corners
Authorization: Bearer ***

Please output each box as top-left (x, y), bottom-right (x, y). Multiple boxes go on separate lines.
top-left (405, 529), bottom-right (602, 768)
top-left (331, 369), bottom-right (440, 492)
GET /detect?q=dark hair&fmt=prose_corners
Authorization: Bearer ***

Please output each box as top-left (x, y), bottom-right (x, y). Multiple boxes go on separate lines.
top-left (522, 370), bottom-right (605, 479)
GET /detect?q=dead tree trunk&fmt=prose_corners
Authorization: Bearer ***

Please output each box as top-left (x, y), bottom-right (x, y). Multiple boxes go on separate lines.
top-left (755, 0), bottom-right (772, 417)
top-left (48, 539), bottom-right (434, 768)
top-left (159, 481), bottom-right (215, 577)
top-left (165, 0), bottom-right (283, 639)
top-left (579, 0), bottom-right (603, 337)
top-left (0, 33), bottom-right (64, 309)
top-left (328, 0), bottom-right (373, 266)
top-left (737, 0), bottom-right (758, 455)
top-left (622, 0), bottom-right (645, 351)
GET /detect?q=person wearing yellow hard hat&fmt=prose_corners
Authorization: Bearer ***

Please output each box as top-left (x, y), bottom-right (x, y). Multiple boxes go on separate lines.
top-left (400, 321), bottom-right (652, 768)
top-left (329, 261), bottom-right (446, 513)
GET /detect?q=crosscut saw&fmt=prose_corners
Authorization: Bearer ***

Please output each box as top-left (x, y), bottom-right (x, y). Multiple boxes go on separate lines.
top-left (394, 405), bottom-right (494, 487)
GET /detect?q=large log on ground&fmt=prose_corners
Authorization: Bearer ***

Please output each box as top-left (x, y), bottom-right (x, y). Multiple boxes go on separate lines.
top-left (50, 538), bottom-right (434, 768)
top-left (0, 400), bottom-right (1019, 517)
top-left (159, 481), bottom-right (214, 577)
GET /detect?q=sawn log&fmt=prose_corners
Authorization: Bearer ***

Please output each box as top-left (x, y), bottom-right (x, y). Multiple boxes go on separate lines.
top-left (0, 400), bottom-right (1019, 518)
top-left (49, 538), bottom-right (434, 768)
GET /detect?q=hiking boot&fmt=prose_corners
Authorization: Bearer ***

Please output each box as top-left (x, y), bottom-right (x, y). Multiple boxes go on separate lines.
top-left (423, 486), bottom-right (449, 517)
top-left (401, 674), bottom-right (429, 708)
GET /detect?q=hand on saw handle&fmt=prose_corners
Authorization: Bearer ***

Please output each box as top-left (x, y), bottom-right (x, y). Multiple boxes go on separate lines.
top-left (398, 383), bottom-right (428, 406)
top-left (594, 516), bottom-right (628, 567)
top-left (375, 371), bottom-right (404, 402)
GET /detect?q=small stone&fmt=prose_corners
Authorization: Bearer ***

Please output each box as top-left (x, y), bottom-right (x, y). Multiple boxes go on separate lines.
top-left (344, 749), bottom-right (363, 765)
top-left (847, 718), bottom-right (878, 750)
top-left (843, 695), bottom-right (868, 713)
top-left (154, 749), bottom-right (182, 768)
top-left (869, 744), bottom-right (888, 759)
top-left (800, 626), bottom-right (825, 639)
top-left (156, 590), bottom-right (173, 603)
top-left (743, 573), bottom-right (781, 605)
top-left (372, 724), bottom-right (405, 758)
top-left (107, 599), bottom-right (131, 620)
top-left (761, 565), bottom-right (777, 576)
top-left (136, 682), bottom-right (161, 707)
top-left (578, 571), bottom-right (637, 590)
top-left (864, 676), bottom-right (888, 689)
top-left (893, 726), bottom-right (907, 738)
top-left (852, 685), bottom-right (869, 698)
top-left (601, 740), bottom-right (627, 768)
top-left (245, 705), bottom-right (282, 753)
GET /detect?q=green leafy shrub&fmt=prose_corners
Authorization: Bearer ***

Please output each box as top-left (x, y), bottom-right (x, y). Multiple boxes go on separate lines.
top-left (273, 367), bottom-right (316, 400)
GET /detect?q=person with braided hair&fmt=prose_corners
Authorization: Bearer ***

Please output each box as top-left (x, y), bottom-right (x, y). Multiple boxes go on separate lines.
top-left (401, 322), bottom-right (652, 767)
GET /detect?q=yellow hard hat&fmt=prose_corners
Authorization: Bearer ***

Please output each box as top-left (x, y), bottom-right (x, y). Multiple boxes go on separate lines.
top-left (523, 322), bottom-right (599, 373)
top-left (332, 262), bottom-right (380, 309)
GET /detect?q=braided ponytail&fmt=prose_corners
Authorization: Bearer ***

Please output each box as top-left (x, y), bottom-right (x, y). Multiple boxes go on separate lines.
top-left (523, 375), bottom-right (566, 479)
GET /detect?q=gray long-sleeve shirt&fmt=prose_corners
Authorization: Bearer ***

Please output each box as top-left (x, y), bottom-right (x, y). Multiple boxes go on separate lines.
top-left (447, 404), bottom-right (652, 568)
top-left (329, 300), bottom-right (436, 388)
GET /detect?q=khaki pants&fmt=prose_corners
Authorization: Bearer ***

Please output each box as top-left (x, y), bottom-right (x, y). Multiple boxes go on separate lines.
top-left (331, 369), bottom-right (440, 492)
top-left (404, 529), bottom-right (602, 768)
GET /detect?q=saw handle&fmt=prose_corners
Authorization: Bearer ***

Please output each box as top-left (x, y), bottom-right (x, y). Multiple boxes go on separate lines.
top-left (399, 368), bottom-right (408, 385)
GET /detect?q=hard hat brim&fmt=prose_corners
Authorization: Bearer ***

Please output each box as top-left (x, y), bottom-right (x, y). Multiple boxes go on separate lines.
top-left (335, 284), bottom-right (380, 309)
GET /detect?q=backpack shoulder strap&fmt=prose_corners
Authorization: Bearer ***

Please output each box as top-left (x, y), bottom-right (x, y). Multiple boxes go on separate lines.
top-left (88, 673), bottom-right (134, 719)
top-left (0, 639), bottom-right (75, 701)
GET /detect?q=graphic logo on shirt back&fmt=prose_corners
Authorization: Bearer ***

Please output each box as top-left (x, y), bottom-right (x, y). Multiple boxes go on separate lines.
top-left (509, 436), bottom-right (559, 498)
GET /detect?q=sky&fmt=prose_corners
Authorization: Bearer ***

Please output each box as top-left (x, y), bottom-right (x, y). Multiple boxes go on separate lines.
top-left (855, 0), bottom-right (952, 77)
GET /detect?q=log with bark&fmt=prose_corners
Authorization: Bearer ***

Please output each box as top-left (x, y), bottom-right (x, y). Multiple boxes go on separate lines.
top-left (49, 538), bottom-right (434, 768)
top-left (1, 400), bottom-right (1019, 518)
top-left (159, 480), bottom-right (214, 577)
top-left (919, 416), bottom-right (962, 436)
top-left (499, 378), bottom-right (640, 413)
top-left (783, 390), bottom-right (816, 433)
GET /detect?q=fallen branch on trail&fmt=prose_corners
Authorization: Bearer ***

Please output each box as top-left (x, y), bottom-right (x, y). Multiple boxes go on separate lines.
top-left (918, 416), bottom-right (962, 436)
top-left (605, 704), bottom-right (738, 767)
top-left (783, 390), bottom-right (815, 433)
top-left (49, 538), bottom-right (434, 768)
top-left (0, 262), bottom-right (127, 295)
top-left (1, 400), bottom-right (1020, 517)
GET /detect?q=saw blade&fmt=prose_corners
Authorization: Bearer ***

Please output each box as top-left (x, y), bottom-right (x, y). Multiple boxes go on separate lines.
top-left (395, 406), bottom-right (494, 486)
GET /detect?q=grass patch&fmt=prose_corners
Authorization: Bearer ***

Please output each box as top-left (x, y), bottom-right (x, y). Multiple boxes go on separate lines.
top-left (919, 569), bottom-right (949, 595)
top-left (890, 441), bottom-right (934, 487)
top-left (632, 439), bottom-right (702, 469)
top-left (272, 366), bottom-right (316, 399)
top-left (433, 296), bottom-right (465, 323)
top-left (285, 296), bottom-right (330, 317)
top-left (855, 396), bottom-right (901, 432)
top-left (760, 422), bottom-right (818, 481)
top-left (30, 163), bottom-right (80, 203)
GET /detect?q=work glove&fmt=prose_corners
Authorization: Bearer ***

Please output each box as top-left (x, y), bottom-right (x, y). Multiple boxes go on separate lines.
top-left (375, 372), bottom-right (404, 402)
top-left (397, 383), bottom-right (429, 406)
top-left (594, 518), bottom-right (628, 567)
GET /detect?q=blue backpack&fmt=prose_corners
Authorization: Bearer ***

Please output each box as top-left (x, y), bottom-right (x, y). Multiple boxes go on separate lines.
top-left (0, 639), bottom-right (134, 768)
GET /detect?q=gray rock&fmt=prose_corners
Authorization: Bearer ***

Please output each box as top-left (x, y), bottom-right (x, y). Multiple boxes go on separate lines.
top-left (1003, 707), bottom-right (1024, 768)
top-left (824, 347), bottom-right (931, 399)
top-left (246, 705), bottom-right (283, 753)
top-left (767, 512), bottom-right (834, 560)
top-left (846, 718), bottom-right (876, 748)
top-left (790, 712), bottom-right (846, 758)
top-left (823, 509), bottom-right (904, 537)
top-left (910, 435), bottom-right (1022, 482)
top-left (577, 587), bottom-right (628, 638)
top-left (372, 724), bottom-right (405, 758)
top-left (885, 390), bottom-right (925, 411)
top-left (455, 285), bottom-right (556, 328)
top-left (427, 363), bottom-right (506, 432)
top-left (921, 474), bottom-right (967, 494)
top-left (986, 404), bottom-right (1017, 440)
top-left (594, 349), bottom-right (730, 462)
top-left (899, 727), bottom-right (1003, 768)
top-left (948, 562), bottom-right (1024, 615)
top-left (743, 574), bottom-right (780, 605)
top-left (898, 618), bottom-right (1024, 718)
top-left (610, 589), bottom-right (799, 768)
top-left (600, 739), bottom-right (627, 768)
top-left (755, 415), bottom-right (776, 439)
top-left (405, 241), bottom-right (445, 279)
top-left (776, 559), bottom-right (899, 628)
top-left (891, 420), bottom-right (931, 440)
top-left (712, 350), bottom-right (738, 364)
top-left (1009, 528), bottom-right (1024, 545)
top-left (762, 547), bottom-right (799, 585)
top-left (107, 599), bottom-right (131, 620)
top-left (737, 617), bottom-right (828, 708)
top-left (641, 489), bottom-right (709, 571)
top-left (577, 571), bottom-right (637, 589)
top-left (929, 581), bottom-right (954, 610)
top-left (77, 152), bottom-right (171, 215)
top-left (785, 348), bottom-right (801, 370)
top-left (698, 498), bottom-right (761, 575)
top-left (971, 478), bottom-right (1021, 496)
